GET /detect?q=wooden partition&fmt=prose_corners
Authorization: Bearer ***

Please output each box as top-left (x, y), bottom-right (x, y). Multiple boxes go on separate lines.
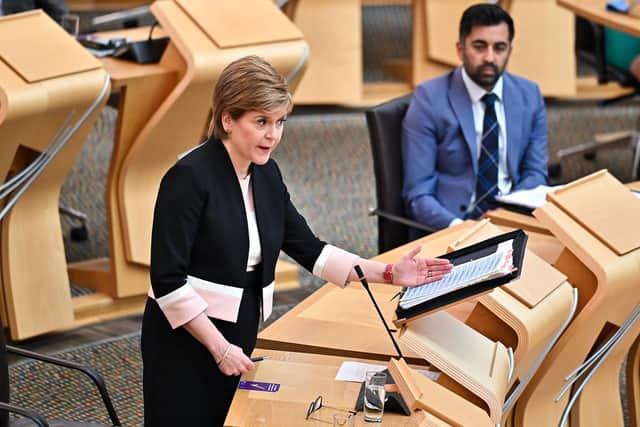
top-left (289, 0), bottom-right (414, 106)
top-left (68, 1), bottom-right (309, 307)
top-left (515, 170), bottom-right (640, 427)
top-left (444, 220), bottom-right (577, 423)
top-left (0, 11), bottom-right (109, 339)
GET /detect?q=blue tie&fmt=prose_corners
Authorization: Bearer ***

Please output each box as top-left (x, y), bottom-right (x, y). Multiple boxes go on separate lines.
top-left (472, 92), bottom-right (499, 218)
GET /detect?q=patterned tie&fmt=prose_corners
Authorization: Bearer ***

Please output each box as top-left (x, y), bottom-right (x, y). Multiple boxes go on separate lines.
top-left (472, 92), bottom-right (499, 218)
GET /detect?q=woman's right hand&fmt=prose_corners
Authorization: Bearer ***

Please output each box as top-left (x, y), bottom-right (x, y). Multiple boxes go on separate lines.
top-left (216, 343), bottom-right (255, 376)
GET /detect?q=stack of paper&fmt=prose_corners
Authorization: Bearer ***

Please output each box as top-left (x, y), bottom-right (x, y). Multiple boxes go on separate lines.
top-left (399, 240), bottom-right (514, 310)
top-left (494, 185), bottom-right (562, 209)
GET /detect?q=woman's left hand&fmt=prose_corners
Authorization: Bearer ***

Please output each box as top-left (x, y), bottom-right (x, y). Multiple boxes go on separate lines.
top-left (392, 246), bottom-right (453, 287)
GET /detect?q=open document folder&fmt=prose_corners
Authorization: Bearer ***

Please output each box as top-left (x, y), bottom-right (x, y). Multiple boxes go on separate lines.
top-left (395, 229), bottom-right (528, 325)
top-left (400, 240), bottom-right (514, 309)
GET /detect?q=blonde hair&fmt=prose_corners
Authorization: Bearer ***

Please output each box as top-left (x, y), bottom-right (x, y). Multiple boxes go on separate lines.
top-left (207, 55), bottom-right (293, 140)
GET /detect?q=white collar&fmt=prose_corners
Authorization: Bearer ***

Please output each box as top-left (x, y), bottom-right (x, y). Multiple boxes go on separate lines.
top-left (461, 67), bottom-right (504, 104)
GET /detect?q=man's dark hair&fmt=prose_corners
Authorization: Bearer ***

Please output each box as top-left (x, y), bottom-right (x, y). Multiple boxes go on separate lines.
top-left (459, 3), bottom-right (514, 42)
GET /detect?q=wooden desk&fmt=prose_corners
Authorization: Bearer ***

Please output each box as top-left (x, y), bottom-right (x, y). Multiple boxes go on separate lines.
top-left (0, 11), bottom-right (110, 339)
top-left (67, 26), bottom-right (178, 325)
top-left (514, 171), bottom-right (640, 427)
top-left (228, 349), bottom-right (494, 426)
top-left (258, 220), bottom-right (576, 424)
top-left (257, 222), bottom-right (482, 365)
top-left (226, 350), bottom-right (422, 426)
top-left (258, 220), bottom-right (566, 361)
top-left (558, 0), bottom-right (640, 37)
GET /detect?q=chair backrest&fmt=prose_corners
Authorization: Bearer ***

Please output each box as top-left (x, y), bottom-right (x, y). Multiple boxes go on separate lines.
top-left (0, 316), bottom-right (9, 426)
top-left (365, 94), bottom-right (412, 253)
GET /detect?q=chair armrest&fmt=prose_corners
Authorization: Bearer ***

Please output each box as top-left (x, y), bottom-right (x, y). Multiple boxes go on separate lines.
top-left (6, 345), bottom-right (121, 426)
top-left (594, 130), bottom-right (635, 145)
top-left (0, 401), bottom-right (49, 427)
top-left (369, 208), bottom-right (436, 233)
top-left (557, 131), bottom-right (635, 159)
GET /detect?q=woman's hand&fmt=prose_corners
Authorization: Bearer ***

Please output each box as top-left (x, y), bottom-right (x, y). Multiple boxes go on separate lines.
top-left (392, 246), bottom-right (453, 287)
top-left (216, 343), bottom-right (255, 376)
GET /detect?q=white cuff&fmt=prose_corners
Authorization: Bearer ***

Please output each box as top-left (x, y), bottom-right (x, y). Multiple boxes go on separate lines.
top-left (312, 244), bottom-right (361, 287)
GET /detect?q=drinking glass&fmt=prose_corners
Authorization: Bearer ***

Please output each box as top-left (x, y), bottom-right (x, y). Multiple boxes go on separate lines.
top-left (363, 371), bottom-right (386, 423)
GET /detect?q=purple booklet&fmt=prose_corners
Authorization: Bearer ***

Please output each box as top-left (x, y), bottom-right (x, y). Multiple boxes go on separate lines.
top-left (238, 380), bottom-right (280, 392)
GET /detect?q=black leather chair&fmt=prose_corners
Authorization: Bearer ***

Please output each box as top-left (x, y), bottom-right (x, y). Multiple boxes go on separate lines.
top-left (365, 95), bottom-right (434, 254)
top-left (0, 316), bottom-right (121, 427)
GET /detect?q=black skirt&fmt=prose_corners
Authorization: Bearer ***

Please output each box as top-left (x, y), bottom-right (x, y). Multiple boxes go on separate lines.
top-left (141, 269), bottom-right (261, 427)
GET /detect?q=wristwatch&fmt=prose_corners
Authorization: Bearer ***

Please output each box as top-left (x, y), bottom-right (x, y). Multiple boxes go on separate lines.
top-left (383, 264), bottom-right (394, 284)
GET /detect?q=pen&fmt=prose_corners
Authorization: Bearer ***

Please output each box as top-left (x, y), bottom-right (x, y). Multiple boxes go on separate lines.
top-left (250, 356), bottom-right (271, 362)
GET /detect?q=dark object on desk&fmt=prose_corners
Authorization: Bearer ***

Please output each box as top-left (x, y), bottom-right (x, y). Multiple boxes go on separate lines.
top-left (366, 95), bottom-right (435, 254)
top-left (395, 229), bottom-right (527, 324)
top-left (355, 369), bottom-right (411, 416)
top-left (113, 37), bottom-right (170, 64)
top-left (78, 36), bottom-right (127, 51)
top-left (487, 198), bottom-right (534, 216)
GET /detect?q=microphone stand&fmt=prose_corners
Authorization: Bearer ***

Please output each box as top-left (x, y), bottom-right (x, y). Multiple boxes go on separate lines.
top-left (354, 265), bottom-right (404, 359)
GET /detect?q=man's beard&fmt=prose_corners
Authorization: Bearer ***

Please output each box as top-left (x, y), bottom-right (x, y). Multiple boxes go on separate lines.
top-left (467, 63), bottom-right (503, 90)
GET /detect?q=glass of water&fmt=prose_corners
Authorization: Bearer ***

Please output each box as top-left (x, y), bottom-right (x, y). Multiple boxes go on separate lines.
top-left (364, 371), bottom-right (386, 423)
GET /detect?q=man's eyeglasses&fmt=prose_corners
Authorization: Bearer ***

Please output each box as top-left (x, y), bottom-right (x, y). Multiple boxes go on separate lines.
top-left (305, 395), bottom-right (356, 424)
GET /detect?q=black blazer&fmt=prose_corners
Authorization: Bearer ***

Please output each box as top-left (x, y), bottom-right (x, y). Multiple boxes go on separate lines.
top-left (150, 138), bottom-right (326, 323)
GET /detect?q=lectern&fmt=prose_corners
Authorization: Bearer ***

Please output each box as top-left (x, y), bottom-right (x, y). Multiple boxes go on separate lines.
top-left (0, 11), bottom-right (109, 339)
top-left (515, 170), bottom-right (640, 427)
top-left (387, 219), bottom-right (576, 426)
top-left (445, 220), bottom-right (577, 422)
top-left (67, 0), bottom-right (309, 307)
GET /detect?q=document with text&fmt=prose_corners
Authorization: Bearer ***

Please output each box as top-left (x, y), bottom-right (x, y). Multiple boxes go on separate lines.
top-left (399, 240), bottom-right (514, 310)
top-left (494, 185), bottom-right (563, 209)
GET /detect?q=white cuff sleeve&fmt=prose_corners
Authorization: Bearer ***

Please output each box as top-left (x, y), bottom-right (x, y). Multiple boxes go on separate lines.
top-left (312, 244), bottom-right (361, 287)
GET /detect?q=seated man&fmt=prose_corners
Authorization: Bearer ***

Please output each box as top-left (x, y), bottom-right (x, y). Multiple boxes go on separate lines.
top-left (402, 3), bottom-right (548, 232)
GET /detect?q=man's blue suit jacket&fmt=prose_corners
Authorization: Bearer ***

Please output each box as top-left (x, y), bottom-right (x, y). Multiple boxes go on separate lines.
top-left (402, 67), bottom-right (548, 231)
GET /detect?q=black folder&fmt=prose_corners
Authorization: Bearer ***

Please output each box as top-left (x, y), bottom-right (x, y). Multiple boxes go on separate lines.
top-left (487, 198), bottom-right (535, 216)
top-left (395, 229), bottom-right (528, 324)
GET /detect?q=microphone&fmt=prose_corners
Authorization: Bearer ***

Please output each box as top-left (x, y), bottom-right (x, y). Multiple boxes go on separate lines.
top-left (354, 265), bottom-right (404, 359)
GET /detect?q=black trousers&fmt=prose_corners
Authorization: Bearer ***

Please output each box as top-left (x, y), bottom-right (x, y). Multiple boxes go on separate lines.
top-left (141, 270), bottom-right (261, 427)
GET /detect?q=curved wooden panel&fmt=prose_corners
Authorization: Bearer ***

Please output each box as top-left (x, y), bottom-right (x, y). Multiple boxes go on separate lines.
top-left (0, 11), bottom-right (109, 339)
top-left (516, 172), bottom-right (640, 427)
